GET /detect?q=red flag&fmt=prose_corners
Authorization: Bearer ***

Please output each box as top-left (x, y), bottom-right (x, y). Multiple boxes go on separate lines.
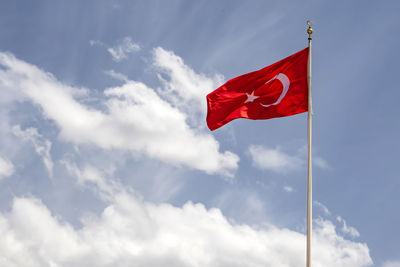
top-left (206, 48), bottom-right (309, 131)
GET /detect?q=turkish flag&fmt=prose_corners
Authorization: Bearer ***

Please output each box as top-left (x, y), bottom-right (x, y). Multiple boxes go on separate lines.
top-left (206, 48), bottom-right (309, 131)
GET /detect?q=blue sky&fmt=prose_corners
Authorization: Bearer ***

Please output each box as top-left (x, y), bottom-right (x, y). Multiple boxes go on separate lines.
top-left (0, 1), bottom-right (399, 266)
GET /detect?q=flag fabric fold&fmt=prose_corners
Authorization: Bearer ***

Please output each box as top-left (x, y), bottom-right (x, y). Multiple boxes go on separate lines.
top-left (206, 48), bottom-right (309, 131)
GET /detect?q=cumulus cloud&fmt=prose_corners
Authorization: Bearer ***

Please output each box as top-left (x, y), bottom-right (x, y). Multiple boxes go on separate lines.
top-left (0, 51), bottom-right (238, 176)
top-left (0, 156), bottom-right (14, 180)
top-left (12, 125), bottom-right (53, 177)
top-left (0, 166), bottom-right (373, 267)
top-left (313, 202), bottom-right (361, 240)
top-left (248, 145), bottom-right (302, 173)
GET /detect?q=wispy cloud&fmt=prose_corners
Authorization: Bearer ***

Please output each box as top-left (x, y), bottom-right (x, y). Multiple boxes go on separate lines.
top-left (248, 145), bottom-right (302, 173)
top-left (283, 186), bottom-right (294, 193)
top-left (0, 156), bottom-right (14, 180)
top-left (337, 216), bottom-right (360, 238)
top-left (314, 157), bottom-right (330, 170)
top-left (12, 125), bottom-right (53, 177)
top-left (248, 144), bottom-right (329, 173)
top-left (104, 69), bottom-right (129, 83)
top-left (314, 201), bottom-right (331, 216)
top-left (107, 37), bottom-right (141, 62)
top-left (90, 37), bottom-right (141, 62)
top-left (89, 40), bottom-right (105, 47)
top-left (382, 260), bottom-right (400, 267)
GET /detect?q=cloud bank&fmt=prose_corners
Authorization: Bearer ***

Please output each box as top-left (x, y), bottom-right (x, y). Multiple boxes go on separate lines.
top-left (0, 50), bottom-right (238, 176)
top-left (0, 167), bottom-right (373, 267)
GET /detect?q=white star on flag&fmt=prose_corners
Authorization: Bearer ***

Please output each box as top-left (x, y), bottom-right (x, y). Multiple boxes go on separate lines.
top-left (245, 90), bottom-right (259, 103)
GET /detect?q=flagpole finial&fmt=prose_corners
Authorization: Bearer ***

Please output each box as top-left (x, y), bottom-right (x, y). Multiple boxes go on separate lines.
top-left (307, 20), bottom-right (313, 39)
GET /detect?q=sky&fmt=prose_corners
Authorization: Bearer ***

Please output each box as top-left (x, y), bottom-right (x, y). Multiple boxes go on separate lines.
top-left (0, 0), bottom-right (399, 266)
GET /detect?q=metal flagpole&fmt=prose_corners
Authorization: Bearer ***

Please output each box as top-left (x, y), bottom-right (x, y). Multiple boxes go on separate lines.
top-left (306, 20), bottom-right (313, 267)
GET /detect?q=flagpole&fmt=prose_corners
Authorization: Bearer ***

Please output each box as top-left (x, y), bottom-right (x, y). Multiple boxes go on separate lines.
top-left (306, 20), bottom-right (313, 267)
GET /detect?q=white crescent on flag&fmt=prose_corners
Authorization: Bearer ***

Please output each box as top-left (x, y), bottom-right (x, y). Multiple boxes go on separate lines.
top-left (260, 73), bottom-right (290, 107)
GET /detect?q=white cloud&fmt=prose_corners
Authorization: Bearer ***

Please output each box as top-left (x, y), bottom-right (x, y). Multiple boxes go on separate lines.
top-left (314, 201), bottom-right (331, 216)
top-left (383, 261), bottom-right (400, 267)
top-left (336, 216), bottom-right (360, 238)
top-left (312, 218), bottom-right (371, 266)
top-left (89, 40), bottom-right (105, 47)
top-left (213, 189), bottom-right (268, 225)
top-left (0, 166), bottom-right (373, 267)
top-left (248, 145), bottom-right (329, 173)
top-left (12, 125), bottom-right (53, 177)
top-left (153, 47), bottom-right (224, 126)
top-left (61, 160), bottom-right (124, 203)
top-left (107, 37), bottom-right (141, 62)
top-left (104, 69), bottom-right (129, 83)
top-left (89, 37), bottom-right (140, 62)
top-left (314, 157), bottom-right (330, 170)
top-left (298, 145), bottom-right (330, 170)
top-left (283, 186), bottom-right (294, 193)
top-left (0, 51), bottom-right (238, 176)
top-left (0, 156), bottom-right (14, 180)
top-left (248, 145), bottom-right (303, 173)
